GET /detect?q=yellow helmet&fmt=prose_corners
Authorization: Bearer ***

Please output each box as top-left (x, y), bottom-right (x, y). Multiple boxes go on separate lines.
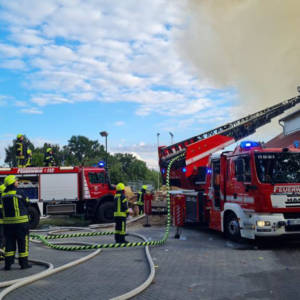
top-left (27, 149), bottom-right (32, 154)
top-left (46, 148), bottom-right (52, 153)
top-left (4, 175), bottom-right (17, 186)
top-left (142, 185), bottom-right (147, 190)
top-left (0, 184), bottom-right (6, 193)
top-left (116, 183), bottom-right (125, 191)
top-left (17, 134), bottom-right (23, 139)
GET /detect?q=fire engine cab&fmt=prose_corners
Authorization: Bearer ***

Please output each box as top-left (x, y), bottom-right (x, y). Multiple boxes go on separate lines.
top-left (0, 166), bottom-right (116, 229)
top-left (159, 92), bottom-right (300, 240)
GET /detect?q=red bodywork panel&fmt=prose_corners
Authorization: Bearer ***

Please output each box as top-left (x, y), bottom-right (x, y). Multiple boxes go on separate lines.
top-left (0, 166), bottom-right (115, 201)
top-left (185, 134), bottom-right (234, 177)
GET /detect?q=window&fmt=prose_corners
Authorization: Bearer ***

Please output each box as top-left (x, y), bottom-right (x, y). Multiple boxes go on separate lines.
top-left (88, 172), bottom-right (106, 184)
top-left (234, 156), bottom-right (251, 182)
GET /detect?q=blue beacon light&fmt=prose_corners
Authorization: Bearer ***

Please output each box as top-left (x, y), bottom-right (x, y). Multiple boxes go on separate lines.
top-left (240, 141), bottom-right (260, 149)
top-left (98, 161), bottom-right (106, 168)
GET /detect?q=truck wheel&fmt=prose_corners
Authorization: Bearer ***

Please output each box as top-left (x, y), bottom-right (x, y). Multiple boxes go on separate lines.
top-left (96, 202), bottom-right (114, 223)
top-left (224, 213), bottom-right (241, 242)
top-left (28, 206), bottom-right (40, 229)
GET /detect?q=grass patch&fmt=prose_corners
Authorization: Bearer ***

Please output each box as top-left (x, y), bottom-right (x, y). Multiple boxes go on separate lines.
top-left (38, 215), bottom-right (91, 228)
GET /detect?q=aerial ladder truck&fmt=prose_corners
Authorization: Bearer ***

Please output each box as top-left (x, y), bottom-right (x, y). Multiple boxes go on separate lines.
top-left (159, 92), bottom-right (300, 240)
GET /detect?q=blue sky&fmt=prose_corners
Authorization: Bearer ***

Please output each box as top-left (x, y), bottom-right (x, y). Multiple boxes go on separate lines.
top-left (0, 0), bottom-right (296, 168)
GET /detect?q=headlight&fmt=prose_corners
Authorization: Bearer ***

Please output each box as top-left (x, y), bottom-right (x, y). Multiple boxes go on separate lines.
top-left (256, 220), bottom-right (271, 227)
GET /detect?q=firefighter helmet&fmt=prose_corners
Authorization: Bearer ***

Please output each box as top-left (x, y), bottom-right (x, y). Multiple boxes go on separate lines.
top-left (46, 148), bottom-right (52, 153)
top-left (116, 183), bottom-right (125, 191)
top-left (142, 185), bottom-right (147, 190)
top-left (17, 134), bottom-right (23, 139)
top-left (4, 175), bottom-right (17, 186)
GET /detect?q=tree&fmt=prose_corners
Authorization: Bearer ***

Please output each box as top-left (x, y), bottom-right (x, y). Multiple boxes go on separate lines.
top-left (65, 136), bottom-right (106, 166)
top-left (3, 134), bottom-right (160, 189)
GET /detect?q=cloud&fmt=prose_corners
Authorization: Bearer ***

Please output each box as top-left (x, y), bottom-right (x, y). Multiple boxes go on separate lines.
top-left (0, 59), bottom-right (26, 70)
top-left (111, 143), bottom-right (159, 169)
top-left (0, 0), bottom-right (235, 119)
top-left (114, 121), bottom-right (125, 126)
top-left (20, 107), bottom-right (43, 114)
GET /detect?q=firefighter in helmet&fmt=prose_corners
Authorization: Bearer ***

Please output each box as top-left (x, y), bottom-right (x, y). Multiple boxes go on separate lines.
top-left (137, 185), bottom-right (147, 215)
top-left (25, 149), bottom-right (32, 167)
top-left (0, 184), bottom-right (6, 258)
top-left (114, 183), bottom-right (129, 243)
top-left (44, 147), bottom-right (55, 167)
top-left (1, 175), bottom-right (31, 270)
top-left (15, 134), bottom-right (28, 168)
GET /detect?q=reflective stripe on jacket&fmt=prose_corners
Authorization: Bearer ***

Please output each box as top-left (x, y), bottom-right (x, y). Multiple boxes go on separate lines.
top-left (137, 190), bottom-right (145, 206)
top-left (1, 190), bottom-right (29, 224)
top-left (16, 141), bottom-right (26, 158)
top-left (114, 192), bottom-right (128, 217)
top-left (0, 184), bottom-right (6, 224)
top-left (0, 202), bottom-right (3, 224)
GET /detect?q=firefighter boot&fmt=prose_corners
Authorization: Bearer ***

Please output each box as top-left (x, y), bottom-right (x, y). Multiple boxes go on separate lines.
top-left (19, 257), bottom-right (32, 269)
top-left (4, 256), bottom-right (14, 271)
top-left (120, 236), bottom-right (129, 244)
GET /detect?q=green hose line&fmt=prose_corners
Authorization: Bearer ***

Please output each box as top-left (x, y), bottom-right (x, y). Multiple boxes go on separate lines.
top-left (30, 154), bottom-right (184, 251)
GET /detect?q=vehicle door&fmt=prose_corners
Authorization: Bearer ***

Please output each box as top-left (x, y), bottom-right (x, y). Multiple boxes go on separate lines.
top-left (86, 171), bottom-right (107, 199)
top-left (231, 155), bottom-right (253, 207)
top-left (209, 159), bottom-right (222, 230)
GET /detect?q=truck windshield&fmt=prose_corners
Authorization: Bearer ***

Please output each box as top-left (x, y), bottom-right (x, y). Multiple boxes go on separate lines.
top-left (255, 152), bottom-right (300, 184)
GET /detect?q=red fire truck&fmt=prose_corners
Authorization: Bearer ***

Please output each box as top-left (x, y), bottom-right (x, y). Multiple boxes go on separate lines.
top-left (0, 166), bottom-right (116, 229)
top-left (159, 93), bottom-right (300, 240)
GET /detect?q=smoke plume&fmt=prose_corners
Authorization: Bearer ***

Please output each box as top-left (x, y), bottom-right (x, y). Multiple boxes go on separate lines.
top-left (179, 0), bottom-right (300, 113)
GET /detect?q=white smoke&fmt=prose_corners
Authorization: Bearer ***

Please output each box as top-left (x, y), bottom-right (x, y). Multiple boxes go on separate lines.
top-left (179, 0), bottom-right (300, 113)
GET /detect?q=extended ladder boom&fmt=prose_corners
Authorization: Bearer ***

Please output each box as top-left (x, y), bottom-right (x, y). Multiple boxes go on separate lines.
top-left (159, 94), bottom-right (300, 175)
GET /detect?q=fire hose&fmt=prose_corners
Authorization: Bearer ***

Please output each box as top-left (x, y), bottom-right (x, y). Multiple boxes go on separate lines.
top-left (0, 154), bottom-right (183, 299)
top-left (29, 154), bottom-right (183, 250)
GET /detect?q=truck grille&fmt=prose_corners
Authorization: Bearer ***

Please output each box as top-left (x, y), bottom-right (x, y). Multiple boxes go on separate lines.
top-left (285, 225), bottom-right (300, 232)
top-left (284, 213), bottom-right (300, 219)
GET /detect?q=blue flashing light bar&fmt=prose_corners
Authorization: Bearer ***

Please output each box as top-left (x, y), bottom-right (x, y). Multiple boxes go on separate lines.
top-left (206, 168), bottom-right (212, 174)
top-left (294, 140), bottom-right (299, 148)
top-left (98, 161), bottom-right (106, 168)
top-left (182, 167), bottom-right (187, 173)
top-left (240, 141), bottom-right (261, 149)
top-left (161, 168), bottom-right (166, 174)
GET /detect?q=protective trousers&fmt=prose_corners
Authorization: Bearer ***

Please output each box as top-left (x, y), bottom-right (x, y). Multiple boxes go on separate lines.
top-left (114, 217), bottom-right (126, 243)
top-left (17, 158), bottom-right (26, 168)
top-left (3, 223), bottom-right (29, 268)
top-left (138, 204), bottom-right (144, 215)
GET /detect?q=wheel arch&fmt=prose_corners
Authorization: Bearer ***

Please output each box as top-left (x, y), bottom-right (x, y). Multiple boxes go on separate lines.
top-left (222, 203), bottom-right (246, 232)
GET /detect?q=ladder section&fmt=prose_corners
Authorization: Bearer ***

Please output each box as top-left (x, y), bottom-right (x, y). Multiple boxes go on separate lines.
top-left (159, 95), bottom-right (300, 162)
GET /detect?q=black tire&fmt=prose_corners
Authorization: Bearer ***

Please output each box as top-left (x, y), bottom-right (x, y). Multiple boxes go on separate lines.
top-left (224, 213), bottom-right (241, 242)
top-left (28, 206), bottom-right (40, 229)
top-left (96, 201), bottom-right (114, 223)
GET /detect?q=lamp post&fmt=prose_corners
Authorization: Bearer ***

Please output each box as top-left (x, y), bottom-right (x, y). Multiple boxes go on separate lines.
top-left (169, 132), bottom-right (174, 144)
top-left (100, 131), bottom-right (109, 169)
top-left (157, 133), bottom-right (160, 190)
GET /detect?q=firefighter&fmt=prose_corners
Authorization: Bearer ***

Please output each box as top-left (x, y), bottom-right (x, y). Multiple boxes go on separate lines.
top-left (44, 147), bottom-right (55, 167)
top-left (114, 183), bottom-right (129, 244)
top-left (0, 184), bottom-right (6, 258)
top-left (137, 185), bottom-right (147, 215)
top-left (15, 134), bottom-right (27, 168)
top-left (1, 175), bottom-right (31, 270)
top-left (25, 149), bottom-right (32, 167)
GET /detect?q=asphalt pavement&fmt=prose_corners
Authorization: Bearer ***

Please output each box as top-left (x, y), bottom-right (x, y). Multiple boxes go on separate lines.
top-left (1, 220), bottom-right (300, 300)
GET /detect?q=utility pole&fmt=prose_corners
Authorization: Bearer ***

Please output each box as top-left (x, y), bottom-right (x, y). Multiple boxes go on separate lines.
top-left (157, 133), bottom-right (160, 190)
top-left (100, 131), bottom-right (109, 169)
